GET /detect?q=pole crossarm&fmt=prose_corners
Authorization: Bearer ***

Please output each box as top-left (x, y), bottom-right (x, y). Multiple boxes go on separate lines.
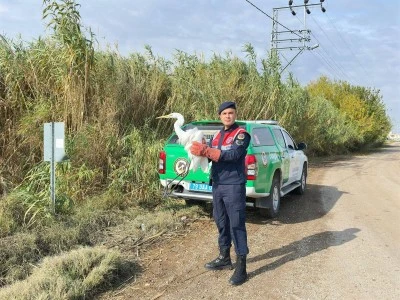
top-left (276, 38), bottom-right (310, 43)
top-left (274, 3), bottom-right (324, 10)
top-left (276, 30), bottom-right (310, 34)
top-left (276, 46), bottom-right (308, 50)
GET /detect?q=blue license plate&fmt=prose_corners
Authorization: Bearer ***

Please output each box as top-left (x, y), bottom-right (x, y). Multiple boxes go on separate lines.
top-left (189, 183), bottom-right (212, 193)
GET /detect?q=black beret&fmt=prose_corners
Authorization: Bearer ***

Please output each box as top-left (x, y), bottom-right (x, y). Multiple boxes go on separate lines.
top-left (218, 101), bottom-right (236, 114)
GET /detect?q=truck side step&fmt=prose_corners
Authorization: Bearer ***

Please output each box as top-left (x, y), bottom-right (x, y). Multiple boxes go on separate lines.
top-left (280, 182), bottom-right (301, 196)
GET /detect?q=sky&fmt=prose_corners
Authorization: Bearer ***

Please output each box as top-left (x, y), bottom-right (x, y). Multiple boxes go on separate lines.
top-left (0, 0), bottom-right (399, 133)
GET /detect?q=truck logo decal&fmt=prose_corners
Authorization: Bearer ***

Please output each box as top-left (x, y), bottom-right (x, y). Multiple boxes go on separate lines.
top-left (173, 158), bottom-right (189, 177)
top-left (261, 152), bottom-right (268, 166)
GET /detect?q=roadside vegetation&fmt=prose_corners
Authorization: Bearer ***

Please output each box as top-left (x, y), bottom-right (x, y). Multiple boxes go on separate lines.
top-left (0, 0), bottom-right (391, 298)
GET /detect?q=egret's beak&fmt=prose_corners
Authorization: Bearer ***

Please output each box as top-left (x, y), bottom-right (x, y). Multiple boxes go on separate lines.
top-left (156, 114), bottom-right (172, 119)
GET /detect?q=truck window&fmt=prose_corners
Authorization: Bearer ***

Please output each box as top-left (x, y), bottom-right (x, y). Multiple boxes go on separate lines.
top-left (167, 124), bottom-right (221, 145)
top-left (282, 130), bottom-right (296, 149)
top-left (273, 128), bottom-right (286, 148)
top-left (252, 127), bottom-right (275, 146)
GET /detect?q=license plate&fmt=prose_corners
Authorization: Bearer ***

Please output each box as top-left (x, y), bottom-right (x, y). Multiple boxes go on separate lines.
top-left (189, 183), bottom-right (212, 193)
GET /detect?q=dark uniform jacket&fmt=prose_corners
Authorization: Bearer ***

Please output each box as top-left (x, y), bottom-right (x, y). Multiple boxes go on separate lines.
top-left (210, 123), bottom-right (251, 185)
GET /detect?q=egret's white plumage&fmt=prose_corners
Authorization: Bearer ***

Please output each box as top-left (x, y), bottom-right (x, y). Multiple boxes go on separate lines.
top-left (157, 113), bottom-right (209, 172)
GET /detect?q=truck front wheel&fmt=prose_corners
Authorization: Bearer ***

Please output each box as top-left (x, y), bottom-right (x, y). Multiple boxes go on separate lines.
top-left (294, 164), bottom-right (307, 195)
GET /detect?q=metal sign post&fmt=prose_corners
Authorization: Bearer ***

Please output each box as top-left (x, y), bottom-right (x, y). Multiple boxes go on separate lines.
top-left (44, 122), bottom-right (65, 214)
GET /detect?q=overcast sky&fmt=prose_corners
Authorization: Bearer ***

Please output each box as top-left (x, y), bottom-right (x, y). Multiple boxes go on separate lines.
top-left (1, 0), bottom-right (399, 132)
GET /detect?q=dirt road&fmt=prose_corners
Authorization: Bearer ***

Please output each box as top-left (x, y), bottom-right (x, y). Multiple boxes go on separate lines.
top-left (108, 142), bottom-right (400, 300)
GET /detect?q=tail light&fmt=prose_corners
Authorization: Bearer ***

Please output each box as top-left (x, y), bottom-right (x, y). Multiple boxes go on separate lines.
top-left (159, 151), bottom-right (166, 174)
top-left (245, 154), bottom-right (257, 180)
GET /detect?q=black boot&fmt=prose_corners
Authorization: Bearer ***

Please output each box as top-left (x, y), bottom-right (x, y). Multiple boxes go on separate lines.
top-left (204, 247), bottom-right (233, 270)
top-left (229, 255), bottom-right (247, 285)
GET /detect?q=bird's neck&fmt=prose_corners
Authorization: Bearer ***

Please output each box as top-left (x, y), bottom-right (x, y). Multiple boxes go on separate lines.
top-left (174, 122), bottom-right (185, 137)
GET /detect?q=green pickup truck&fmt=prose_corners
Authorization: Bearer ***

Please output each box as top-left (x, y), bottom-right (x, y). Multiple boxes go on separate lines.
top-left (158, 120), bottom-right (308, 217)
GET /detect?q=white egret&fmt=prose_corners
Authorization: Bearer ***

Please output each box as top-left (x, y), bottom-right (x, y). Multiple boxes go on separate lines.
top-left (157, 113), bottom-right (209, 172)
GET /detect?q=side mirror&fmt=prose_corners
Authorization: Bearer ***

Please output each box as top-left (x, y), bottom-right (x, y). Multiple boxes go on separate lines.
top-left (297, 142), bottom-right (307, 150)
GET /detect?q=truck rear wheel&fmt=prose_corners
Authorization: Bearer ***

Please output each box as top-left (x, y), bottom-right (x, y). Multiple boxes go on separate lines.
top-left (259, 175), bottom-right (281, 218)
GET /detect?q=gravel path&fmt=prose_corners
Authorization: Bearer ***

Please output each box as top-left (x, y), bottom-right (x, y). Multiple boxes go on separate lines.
top-left (104, 142), bottom-right (400, 300)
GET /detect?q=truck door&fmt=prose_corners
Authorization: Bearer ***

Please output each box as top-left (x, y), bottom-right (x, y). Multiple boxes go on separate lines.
top-left (251, 126), bottom-right (279, 192)
top-left (273, 128), bottom-right (290, 185)
top-left (282, 130), bottom-right (301, 182)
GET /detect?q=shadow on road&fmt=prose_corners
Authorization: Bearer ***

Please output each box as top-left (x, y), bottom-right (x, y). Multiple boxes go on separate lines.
top-left (359, 142), bottom-right (400, 154)
top-left (308, 142), bottom-right (400, 168)
top-left (246, 183), bottom-right (347, 225)
top-left (247, 228), bottom-right (361, 279)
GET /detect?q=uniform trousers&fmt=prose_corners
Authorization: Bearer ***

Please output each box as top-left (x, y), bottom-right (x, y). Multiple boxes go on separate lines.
top-left (212, 183), bottom-right (249, 255)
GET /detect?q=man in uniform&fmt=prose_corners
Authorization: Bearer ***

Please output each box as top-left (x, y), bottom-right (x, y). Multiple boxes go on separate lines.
top-left (190, 101), bottom-right (250, 285)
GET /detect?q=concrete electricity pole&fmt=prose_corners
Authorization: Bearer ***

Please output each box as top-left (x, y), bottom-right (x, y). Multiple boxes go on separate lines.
top-left (271, 0), bottom-right (327, 73)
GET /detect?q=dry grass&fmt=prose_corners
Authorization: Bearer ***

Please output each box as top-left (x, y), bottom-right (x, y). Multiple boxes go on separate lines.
top-left (100, 202), bottom-right (206, 253)
top-left (0, 247), bottom-right (124, 300)
top-left (0, 198), bottom-right (205, 290)
top-left (0, 233), bottom-right (39, 286)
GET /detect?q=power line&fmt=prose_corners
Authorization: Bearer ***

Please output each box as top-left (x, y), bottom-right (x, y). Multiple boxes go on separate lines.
top-left (309, 28), bottom-right (356, 84)
top-left (296, 11), bottom-right (354, 82)
top-left (310, 15), bottom-right (366, 85)
top-left (311, 49), bottom-right (341, 80)
top-left (244, 0), bottom-right (302, 39)
top-left (324, 11), bottom-right (374, 87)
top-left (246, 0), bottom-right (359, 82)
top-left (308, 14), bottom-right (362, 84)
top-left (309, 14), bottom-right (343, 58)
top-left (288, 9), bottom-right (346, 78)
top-left (309, 50), bottom-right (338, 80)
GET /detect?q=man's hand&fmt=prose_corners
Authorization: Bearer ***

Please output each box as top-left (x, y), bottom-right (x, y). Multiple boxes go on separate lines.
top-left (190, 141), bottom-right (207, 156)
top-left (190, 141), bottom-right (221, 162)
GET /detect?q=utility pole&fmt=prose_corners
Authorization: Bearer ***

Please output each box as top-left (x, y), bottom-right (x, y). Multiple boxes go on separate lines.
top-left (271, 0), bottom-right (326, 73)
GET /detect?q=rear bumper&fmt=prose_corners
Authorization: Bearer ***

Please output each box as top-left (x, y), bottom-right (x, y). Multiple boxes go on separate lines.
top-left (171, 190), bottom-right (213, 201)
top-left (160, 179), bottom-right (269, 202)
top-left (171, 190), bottom-right (257, 207)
